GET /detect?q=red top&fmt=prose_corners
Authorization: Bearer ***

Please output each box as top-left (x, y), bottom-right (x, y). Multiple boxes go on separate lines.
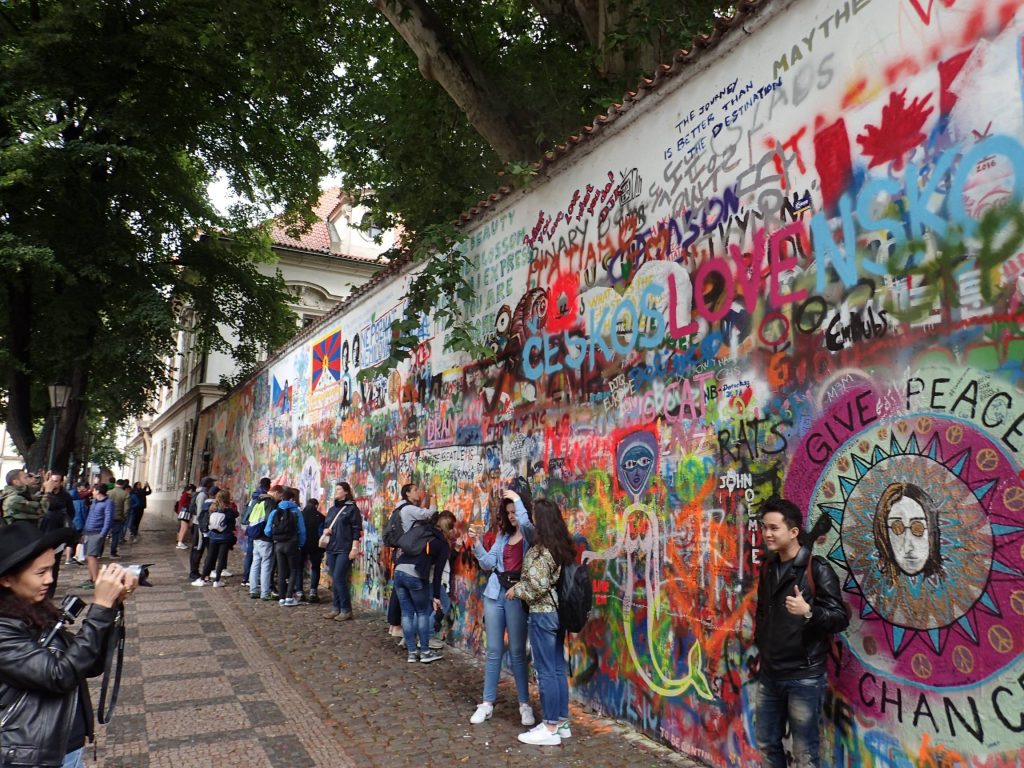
top-left (503, 537), bottom-right (524, 572)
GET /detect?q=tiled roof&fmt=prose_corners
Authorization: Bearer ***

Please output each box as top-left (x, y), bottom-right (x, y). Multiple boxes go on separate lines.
top-left (269, 187), bottom-right (380, 262)
top-left (457, 0), bottom-right (770, 226)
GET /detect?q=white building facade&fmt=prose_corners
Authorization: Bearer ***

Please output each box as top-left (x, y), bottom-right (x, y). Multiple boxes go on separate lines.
top-left (124, 188), bottom-right (393, 514)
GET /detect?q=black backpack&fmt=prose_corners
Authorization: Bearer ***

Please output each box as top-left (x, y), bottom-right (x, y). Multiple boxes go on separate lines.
top-left (381, 502), bottom-right (409, 548)
top-left (270, 507), bottom-right (297, 542)
top-left (396, 522), bottom-right (433, 556)
top-left (555, 561), bottom-right (593, 633)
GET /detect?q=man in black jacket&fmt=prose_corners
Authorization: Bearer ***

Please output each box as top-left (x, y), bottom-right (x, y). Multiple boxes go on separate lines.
top-left (754, 497), bottom-right (849, 768)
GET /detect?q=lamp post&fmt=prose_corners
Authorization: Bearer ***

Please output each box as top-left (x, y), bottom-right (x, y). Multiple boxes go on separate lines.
top-left (47, 384), bottom-right (72, 473)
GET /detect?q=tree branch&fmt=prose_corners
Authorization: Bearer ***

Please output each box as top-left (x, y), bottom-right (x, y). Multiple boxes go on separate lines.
top-left (373, 0), bottom-right (537, 162)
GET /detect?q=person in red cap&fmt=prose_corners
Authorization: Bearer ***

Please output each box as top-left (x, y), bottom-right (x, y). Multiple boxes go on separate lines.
top-left (0, 522), bottom-right (138, 767)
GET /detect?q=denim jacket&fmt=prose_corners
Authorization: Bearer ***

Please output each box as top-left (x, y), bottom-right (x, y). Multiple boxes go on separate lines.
top-left (473, 497), bottom-right (534, 601)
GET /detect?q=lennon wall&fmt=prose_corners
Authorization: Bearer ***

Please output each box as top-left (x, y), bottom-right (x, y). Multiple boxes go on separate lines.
top-left (196, 0), bottom-right (1024, 764)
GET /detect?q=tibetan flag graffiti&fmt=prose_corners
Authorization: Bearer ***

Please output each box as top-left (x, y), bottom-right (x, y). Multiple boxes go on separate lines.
top-left (311, 331), bottom-right (342, 391)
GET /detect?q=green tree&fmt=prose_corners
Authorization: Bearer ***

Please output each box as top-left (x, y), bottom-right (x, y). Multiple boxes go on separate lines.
top-left (335, 0), bottom-right (727, 237)
top-left (341, 0), bottom-right (726, 375)
top-left (0, 0), bottom-right (351, 469)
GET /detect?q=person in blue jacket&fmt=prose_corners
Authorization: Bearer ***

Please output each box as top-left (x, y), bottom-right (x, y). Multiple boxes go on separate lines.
top-left (265, 488), bottom-right (306, 606)
top-left (468, 487), bottom-right (536, 727)
top-left (197, 490), bottom-right (239, 586)
top-left (79, 484), bottom-right (113, 590)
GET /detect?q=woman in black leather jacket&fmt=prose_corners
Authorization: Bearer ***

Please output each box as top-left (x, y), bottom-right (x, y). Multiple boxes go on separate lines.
top-left (0, 522), bottom-right (137, 767)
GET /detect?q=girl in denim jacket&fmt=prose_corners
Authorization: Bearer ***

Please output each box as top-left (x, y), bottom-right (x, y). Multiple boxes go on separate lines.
top-left (468, 489), bottom-right (536, 727)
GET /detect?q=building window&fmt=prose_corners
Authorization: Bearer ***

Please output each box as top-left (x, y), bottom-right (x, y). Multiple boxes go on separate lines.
top-left (168, 429), bottom-right (181, 490)
top-left (156, 439), bottom-right (167, 492)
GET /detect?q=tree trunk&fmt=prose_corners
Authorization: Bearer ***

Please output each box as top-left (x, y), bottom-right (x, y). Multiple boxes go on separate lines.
top-left (4, 274), bottom-right (37, 459)
top-left (374, 0), bottom-right (538, 163)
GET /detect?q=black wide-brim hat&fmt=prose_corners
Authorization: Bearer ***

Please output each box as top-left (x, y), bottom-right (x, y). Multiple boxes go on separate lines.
top-left (0, 522), bottom-right (79, 576)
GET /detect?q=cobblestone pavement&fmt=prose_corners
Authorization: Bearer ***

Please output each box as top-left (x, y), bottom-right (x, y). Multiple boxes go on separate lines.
top-left (59, 518), bottom-right (699, 768)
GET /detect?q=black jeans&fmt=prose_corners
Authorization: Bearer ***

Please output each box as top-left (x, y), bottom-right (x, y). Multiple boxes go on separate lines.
top-left (189, 527), bottom-right (208, 581)
top-left (201, 541), bottom-right (231, 580)
top-left (297, 547), bottom-right (323, 595)
top-left (275, 539), bottom-right (301, 598)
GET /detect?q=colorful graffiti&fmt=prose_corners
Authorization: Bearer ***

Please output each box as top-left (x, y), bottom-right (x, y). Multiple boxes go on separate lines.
top-left (195, 1), bottom-right (1024, 764)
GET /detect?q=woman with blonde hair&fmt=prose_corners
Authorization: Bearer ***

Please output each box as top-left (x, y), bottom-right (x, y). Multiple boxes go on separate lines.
top-left (197, 490), bottom-right (238, 587)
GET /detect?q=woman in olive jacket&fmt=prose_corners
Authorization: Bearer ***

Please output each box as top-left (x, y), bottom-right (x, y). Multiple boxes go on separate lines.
top-left (0, 522), bottom-right (137, 767)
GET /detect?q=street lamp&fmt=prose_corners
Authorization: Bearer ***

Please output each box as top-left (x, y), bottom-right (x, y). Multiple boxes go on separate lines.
top-left (47, 384), bottom-right (72, 473)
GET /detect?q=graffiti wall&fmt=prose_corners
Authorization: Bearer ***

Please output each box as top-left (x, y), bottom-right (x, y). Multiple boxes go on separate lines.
top-left (196, 0), bottom-right (1024, 764)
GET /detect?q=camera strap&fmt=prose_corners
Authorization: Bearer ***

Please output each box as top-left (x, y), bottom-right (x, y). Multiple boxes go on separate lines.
top-left (96, 607), bottom-right (126, 725)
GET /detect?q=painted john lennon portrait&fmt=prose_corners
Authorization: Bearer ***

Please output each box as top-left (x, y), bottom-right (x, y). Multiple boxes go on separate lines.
top-left (872, 482), bottom-right (944, 584)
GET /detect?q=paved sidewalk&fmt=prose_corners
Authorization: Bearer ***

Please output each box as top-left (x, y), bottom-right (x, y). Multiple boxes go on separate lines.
top-left (60, 519), bottom-right (696, 768)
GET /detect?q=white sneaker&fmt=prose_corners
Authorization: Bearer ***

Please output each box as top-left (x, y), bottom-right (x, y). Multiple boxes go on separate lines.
top-left (470, 702), bottom-right (493, 724)
top-left (518, 725), bottom-right (561, 746)
top-left (220, 570), bottom-right (233, 577)
top-left (557, 721), bottom-right (572, 738)
top-left (191, 579), bottom-right (208, 587)
top-left (520, 703), bottom-right (536, 727)
top-left (212, 581), bottom-right (225, 588)
top-left (175, 543), bottom-right (188, 550)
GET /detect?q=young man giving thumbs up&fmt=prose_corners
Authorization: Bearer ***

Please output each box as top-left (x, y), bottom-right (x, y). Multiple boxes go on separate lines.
top-left (754, 497), bottom-right (849, 768)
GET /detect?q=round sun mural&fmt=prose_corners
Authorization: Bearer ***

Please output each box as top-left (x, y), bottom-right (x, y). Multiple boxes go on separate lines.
top-left (812, 415), bottom-right (1024, 687)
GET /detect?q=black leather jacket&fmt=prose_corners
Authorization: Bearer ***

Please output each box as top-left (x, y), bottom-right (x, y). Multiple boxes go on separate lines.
top-left (0, 604), bottom-right (115, 767)
top-left (754, 546), bottom-right (849, 680)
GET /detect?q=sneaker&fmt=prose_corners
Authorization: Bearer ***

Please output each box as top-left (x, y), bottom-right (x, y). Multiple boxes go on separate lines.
top-left (78, 580), bottom-right (95, 590)
top-left (219, 570), bottom-right (233, 577)
top-left (333, 612), bottom-right (353, 622)
top-left (518, 726), bottom-right (561, 746)
top-left (278, 598), bottom-right (286, 605)
top-left (419, 649), bottom-right (443, 664)
top-left (470, 703), bottom-right (493, 724)
top-left (261, 595), bottom-right (273, 601)
top-left (241, 581), bottom-right (249, 588)
top-left (388, 625), bottom-right (403, 637)
top-left (397, 638), bottom-right (406, 649)
top-left (429, 635), bottom-right (445, 650)
top-left (520, 703), bottom-right (536, 727)
top-left (308, 592), bottom-right (320, 604)
top-left (175, 543), bottom-right (188, 550)
top-left (557, 721), bottom-right (572, 739)
top-left (407, 653), bottom-right (419, 663)
top-left (108, 554), bottom-right (120, 560)
top-left (211, 581), bottom-right (225, 588)
top-left (283, 598), bottom-right (299, 606)
top-left (191, 578), bottom-right (208, 587)
top-left (250, 592), bottom-right (260, 599)
top-left (270, 592), bottom-right (280, 600)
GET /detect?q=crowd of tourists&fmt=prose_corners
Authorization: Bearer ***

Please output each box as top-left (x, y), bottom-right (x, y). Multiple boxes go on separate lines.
top-left (174, 474), bottom-right (580, 747)
top-left (1, 468), bottom-right (150, 594)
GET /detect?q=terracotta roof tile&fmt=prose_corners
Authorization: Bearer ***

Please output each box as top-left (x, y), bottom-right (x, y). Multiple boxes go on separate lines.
top-left (269, 187), bottom-right (382, 262)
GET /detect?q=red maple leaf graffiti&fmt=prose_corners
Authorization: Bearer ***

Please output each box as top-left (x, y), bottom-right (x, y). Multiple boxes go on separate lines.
top-left (856, 89), bottom-right (934, 170)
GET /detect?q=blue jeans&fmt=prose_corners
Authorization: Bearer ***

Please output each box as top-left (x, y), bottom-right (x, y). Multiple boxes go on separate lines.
top-left (394, 569), bottom-right (432, 653)
top-left (327, 550), bottom-right (353, 613)
top-left (482, 592), bottom-right (530, 704)
top-left (62, 748), bottom-right (85, 768)
top-left (755, 673), bottom-right (827, 768)
top-left (242, 537), bottom-right (254, 583)
top-left (528, 611), bottom-right (567, 724)
top-left (249, 539), bottom-right (274, 597)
